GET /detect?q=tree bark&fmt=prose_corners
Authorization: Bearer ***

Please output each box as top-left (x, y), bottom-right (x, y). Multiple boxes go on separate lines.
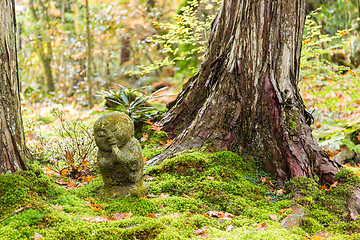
top-left (0, 0), bottom-right (29, 174)
top-left (85, 0), bottom-right (93, 108)
top-left (148, 0), bottom-right (340, 186)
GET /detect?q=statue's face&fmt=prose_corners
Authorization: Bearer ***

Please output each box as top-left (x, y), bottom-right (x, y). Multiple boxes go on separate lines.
top-left (94, 112), bottom-right (134, 152)
top-left (94, 124), bottom-right (131, 151)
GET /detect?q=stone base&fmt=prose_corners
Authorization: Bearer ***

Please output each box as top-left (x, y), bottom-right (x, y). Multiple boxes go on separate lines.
top-left (101, 183), bottom-right (148, 198)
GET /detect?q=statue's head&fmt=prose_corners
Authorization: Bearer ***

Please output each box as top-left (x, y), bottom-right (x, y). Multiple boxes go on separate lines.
top-left (94, 112), bottom-right (134, 151)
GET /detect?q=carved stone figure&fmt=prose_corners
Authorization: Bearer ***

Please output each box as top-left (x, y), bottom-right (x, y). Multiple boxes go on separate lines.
top-left (94, 112), bottom-right (146, 197)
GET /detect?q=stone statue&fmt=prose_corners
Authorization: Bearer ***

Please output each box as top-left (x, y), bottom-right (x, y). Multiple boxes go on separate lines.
top-left (94, 112), bottom-right (146, 197)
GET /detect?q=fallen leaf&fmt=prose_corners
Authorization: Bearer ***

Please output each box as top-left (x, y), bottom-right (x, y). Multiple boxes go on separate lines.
top-left (192, 226), bottom-right (208, 235)
top-left (145, 120), bottom-right (153, 125)
top-left (143, 156), bottom-right (148, 164)
top-left (67, 180), bottom-right (77, 188)
top-left (170, 213), bottom-right (181, 218)
top-left (197, 233), bottom-right (210, 238)
top-left (269, 214), bottom-right (278, 221)
top-left (54, 205), bottom-right (63, 211)
top-left (202, 213), bottom-right (212, 219)
top-left (90, 216), bottom-right (108, 222)
top-left (182, 194), bottom-right (190, 198)
top-left (159, 193), bottom-right (170, 199)
top-left (253, 222), bottom-right (268, 231)
top-left (226, 224), bottom-right (235, 232)
top-left (15, 206), bottom-right (28, 213)
top-left (207, 176), bottom-right (215, 180)
top-left (144, 175), bottom-right (155, 180)
top-left (277, 189), bottom-right (286, 195)
top-left (146, 194), bottom-right (158, 198)
top-left (33, 232), bottom-right (43, 239)
top-left (112, 212), bottom-right (132, 220)
top-left (279, 208), bottom-right (290, 214)
top-left (141, 133), bottom-right (149, 142)
top-left (151, 122), bottom-right (162, 132)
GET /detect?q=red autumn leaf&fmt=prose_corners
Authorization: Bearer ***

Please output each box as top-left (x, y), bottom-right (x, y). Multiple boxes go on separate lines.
top-left (147, 212), bottom-right (162, 218)
top-left (143, 175), bottom-right (155, 180)
top-left (192, 226), bottom-right (208, 235)
top-left (253, 222), bottom-right (268, 231)
top-left (33, 232), bottom-right (43, 239)
top-left (141, 133), bottom-right (149, 142)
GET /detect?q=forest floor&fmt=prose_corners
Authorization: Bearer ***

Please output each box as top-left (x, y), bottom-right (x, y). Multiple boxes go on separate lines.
top-left (1, 103), bottom-right (360, 240)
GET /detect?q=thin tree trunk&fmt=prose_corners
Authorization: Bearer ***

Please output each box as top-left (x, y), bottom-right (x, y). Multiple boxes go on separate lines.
top-left (85, 0), bottom-right (93, 108)
top-left (0, 0), bottom-right (29, 174)
top-left (29, 0), bottom-right (55, 93)
top-left (148, 0), bottom-right (340, 187)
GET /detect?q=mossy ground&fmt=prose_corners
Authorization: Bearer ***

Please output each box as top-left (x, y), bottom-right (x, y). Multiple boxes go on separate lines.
top-left (1, 149), bottom-right (360, 239)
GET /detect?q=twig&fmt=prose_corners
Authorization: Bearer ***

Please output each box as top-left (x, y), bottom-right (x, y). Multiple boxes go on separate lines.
top-left (0, 197), bottom-right (54, 223)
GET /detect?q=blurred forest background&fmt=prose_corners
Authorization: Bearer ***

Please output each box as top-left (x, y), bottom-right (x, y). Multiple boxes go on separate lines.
top-left (15, 0), bottom-right (360, 167)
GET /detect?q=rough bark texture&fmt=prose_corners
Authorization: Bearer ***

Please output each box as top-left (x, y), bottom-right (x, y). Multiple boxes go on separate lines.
top-left (0, 0), bottom-right (29, 174)
top-left (148, 0), bottom-right (340, 186)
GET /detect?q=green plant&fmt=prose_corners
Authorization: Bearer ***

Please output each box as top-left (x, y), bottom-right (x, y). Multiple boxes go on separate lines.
top-left (127, 0), bottom-right (220, 76)
top-left (27, 109), bottom-right (96, 180)
top-left (300, 9), bottom-right (360, 154)
top-left (99, 84), bottom-right (168, 122)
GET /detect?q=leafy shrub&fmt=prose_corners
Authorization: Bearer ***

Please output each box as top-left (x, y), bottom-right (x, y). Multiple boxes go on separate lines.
top-left (27, 109), bottom-right (96, 180)
top-left (99, 84), bottom-right (168, 122)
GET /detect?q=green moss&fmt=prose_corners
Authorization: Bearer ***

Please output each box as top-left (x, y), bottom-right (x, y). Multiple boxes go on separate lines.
top-left (1, 150), bottom-right (360, 239)
top-left (301, 217), bottom-right (325, 234)
top-left (0, 171), bottom-right (60, 217)
top-left (286, 177), bottom-right (320, 198)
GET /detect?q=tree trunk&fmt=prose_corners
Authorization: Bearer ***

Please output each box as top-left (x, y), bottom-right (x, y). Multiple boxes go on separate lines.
top-left (85, 0), bottom-right (93, 108)
top-left (148, 0), bottom-right (340, 186)
top-left (0, 0), bottom-right (29, 174)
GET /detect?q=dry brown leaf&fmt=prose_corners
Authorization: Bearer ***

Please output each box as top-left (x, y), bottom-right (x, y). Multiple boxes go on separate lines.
top-left (159, 193), bottom-right (170, 199)
top-left (277, 189), bottom-right (286, 195)
top-left (54, 205), bottom-right (63, 211)
top-left (141, 133), bottom-right (149, 142)
top-left (269, 214), bottom-right (278, 221)
top-left (192, 226), bottom-right (208, 235)
top-left (197, 233), bottom-right (210, 238)
top-left (151, 123), bottom-right (162, 132)
top-left (146, 194), bottom-right (158, 198)
top-left (112, 212), bottom-right (132, 220)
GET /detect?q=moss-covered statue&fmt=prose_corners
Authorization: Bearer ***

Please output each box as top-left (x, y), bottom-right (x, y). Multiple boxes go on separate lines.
top-left (94, 112), bottom-right (146, 197)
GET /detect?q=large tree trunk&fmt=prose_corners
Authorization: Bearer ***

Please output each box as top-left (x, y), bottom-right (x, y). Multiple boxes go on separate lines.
top-left (0, 0), bottom-right (29, 174)
top-left (148, 0), bottom-right (340, 186)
